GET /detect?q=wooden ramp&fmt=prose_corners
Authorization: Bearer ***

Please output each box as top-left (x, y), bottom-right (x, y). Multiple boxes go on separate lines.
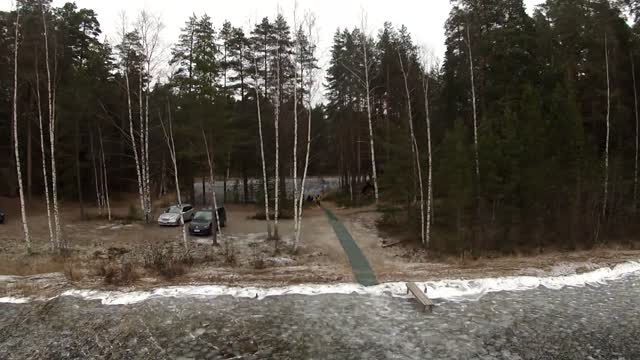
top-left (406, 282), bottom-right (434, 312)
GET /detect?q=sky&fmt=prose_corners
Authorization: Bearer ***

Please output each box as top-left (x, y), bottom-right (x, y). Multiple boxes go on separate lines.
top-left (1, 0), bottom-right (545, 100)
top-left (1, 0), bottom-right (546, 66)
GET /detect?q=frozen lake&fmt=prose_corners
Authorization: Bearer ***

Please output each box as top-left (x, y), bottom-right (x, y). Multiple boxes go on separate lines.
top-left (1, 272), bottom-right (639, 359)
top-left (193, 176), bottom-right (340, 205)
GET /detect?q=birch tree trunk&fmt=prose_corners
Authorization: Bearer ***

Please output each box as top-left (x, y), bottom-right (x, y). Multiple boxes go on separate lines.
top-left (98, 126), bottom-right (111, 221)
top-left (34, 50), bottom-right (54, 250)
top-left (139, 69), bottom-right (148, 222)
top-left (399, 51), bottom-right (425, 245)
top-left (423, 74), bottom-right (433, 249)
top-left (138, 12), bottom-right (159, 222)
top-left (202, 128), bottom-right (222, 241)
top-left (466, 27), bottom-right (480, 180)
top-left (254, 58), bottom-right (272, 238)
top-left (120, 17), bottom-right (145, 221)
top-left (295, 15), bottom-right (316, 250)
top-left (42, 3), bottom-right (62, 250)
top-left (127, 67), bottom-right (144, 220)
top-left (292, 11), bottom-right (300, 242)
top-left (632, 51), bottom-right (639, 214)
top-left (89, 128), bottom-right (103, 216)
top-left (603, 34), bottom-right (610, 221)
top-left (273, 40), bottom-right (281, 241)
top-left (361, 12), bottom-right (379, 204)
top-left (161, 103), bottom-right (188, 248)
top-left (13, 8), bottom-right (32, 253)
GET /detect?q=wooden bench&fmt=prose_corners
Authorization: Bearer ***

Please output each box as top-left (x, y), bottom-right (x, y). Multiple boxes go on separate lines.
top-left (406, 282), bottom-right (434, 312)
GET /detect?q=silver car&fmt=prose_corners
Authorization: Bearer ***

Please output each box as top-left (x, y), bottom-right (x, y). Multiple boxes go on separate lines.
top-left (157, 204), bottom-right (194, 226)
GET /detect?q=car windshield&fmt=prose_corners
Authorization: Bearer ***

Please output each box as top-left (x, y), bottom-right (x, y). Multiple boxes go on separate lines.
top-left (167, 206), bottom-right (182, 214)
top-left (193, 211), bottom-right (213, 221)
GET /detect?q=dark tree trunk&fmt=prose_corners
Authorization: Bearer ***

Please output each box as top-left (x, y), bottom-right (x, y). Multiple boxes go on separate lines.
top-left (242, 162), bottom-right (248, 203)
top-left (202, 177), bottom-right (206, 206)
top-left (27, 112), bottom-right (32, 204)
top-left (76, 116), bottom-right (84, 219)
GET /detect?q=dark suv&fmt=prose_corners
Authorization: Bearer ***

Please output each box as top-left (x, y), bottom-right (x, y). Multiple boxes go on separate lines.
top-left (0, 210), bottom-right (5, 224)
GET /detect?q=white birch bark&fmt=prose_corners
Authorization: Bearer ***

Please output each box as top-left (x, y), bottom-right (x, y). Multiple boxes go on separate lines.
top-left (138, 68), bottom-right (148, 222)
top-left (146, 13), bottom-right (161, 221)
top-left (273, 36), bottom-right (281, 241)
top-left (137, 11), bottom-right (160, 224)
top-left (295, 14), bottom-right (316, 250)
top-left (202, 128), bottom-right (222, 239)
top-left (292, 8), bottom-right (300, 241)
top-left (423, 73), bottom-right (433, 249)
top-left (120, 15), bottom-right (145, 221)
top-left (361, 12), bottom-right (379, 204)
top-left (89, 128), bottom-right (103, 215)
top-left (161, 103), bottom-right (188, 248)
top-left (398, 51), bottom-right (425, 245)
top-left (466, 27), bottom-right (480, 180)
top-left (13, 7), bottom-right (31, 253)
top-left (632, 51), bottom-right (639, 214)
top-left (98, 126), bottom-right (111, 221)
top-left (603, 34), bottom-right (610, 219)
top-left (34, 50), bottom-right (54, 249)
top-left (42, 3), bottom-right (62, 249)
top-left (253, 58), bottom-right (272, 238)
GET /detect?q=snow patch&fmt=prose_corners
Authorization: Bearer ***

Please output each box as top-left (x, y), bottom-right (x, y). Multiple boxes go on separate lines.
top-left (0, 297), bottom-right (30, 304)
top-left (2, 261), bottom-right (639, 305)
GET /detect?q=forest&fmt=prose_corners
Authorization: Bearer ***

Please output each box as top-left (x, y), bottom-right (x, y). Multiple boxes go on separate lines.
top-left (2, 0), bottom-right (640, 256)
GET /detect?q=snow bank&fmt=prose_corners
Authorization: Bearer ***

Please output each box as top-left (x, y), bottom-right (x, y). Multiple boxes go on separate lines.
top-left (1, 260), bottom-right (639, 305)
top-left (0, 297), bottom-right (30, 304)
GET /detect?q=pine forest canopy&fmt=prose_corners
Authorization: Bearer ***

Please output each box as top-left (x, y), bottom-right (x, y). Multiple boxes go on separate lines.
top-left (2, 0), bottom-right (640, 255)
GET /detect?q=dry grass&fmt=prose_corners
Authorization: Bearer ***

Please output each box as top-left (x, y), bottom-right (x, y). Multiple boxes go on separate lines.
top-left (96, 261), bottom-right (139, 286)
top-left (141, 243), bottom-right (192, 280)
top-left (222, 240), bottom-right (237, 265)
top-left (0, 255), bottom-right (66, 276)
top-left (63, 263), bottom-right (84, 282)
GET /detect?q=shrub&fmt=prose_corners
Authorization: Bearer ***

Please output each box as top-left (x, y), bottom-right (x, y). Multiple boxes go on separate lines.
top-left (63, 263), bottom-right (83, 282)
top-left (97, 261), bottom-right (139, 286)
top-left (222, 240), bottom-right (236, 266)
top-left (141, 243), bottom-right (191, 280)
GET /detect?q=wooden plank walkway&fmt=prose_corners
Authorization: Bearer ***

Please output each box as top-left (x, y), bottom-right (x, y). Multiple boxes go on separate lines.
top-left (322, 207), bottom-right (379, 287)
top-left (406, 282), bottom-right (434, 312)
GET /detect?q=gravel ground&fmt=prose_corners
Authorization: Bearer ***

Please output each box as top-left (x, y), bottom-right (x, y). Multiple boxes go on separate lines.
top-left (0, 273), bottom-right (638, 359)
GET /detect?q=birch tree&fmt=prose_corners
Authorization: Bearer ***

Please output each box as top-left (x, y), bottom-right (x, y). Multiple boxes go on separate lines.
top-left (98, 126), bottom-right (111, 221)
top-left (13, 6), bottom-right (31, 253)
top-left (398, 50), bottom-right (425, 245)
top-left (136, 10), bottom-right (163, 223)
top-left (294, 12), bottom-right (317, 251)
top-left (632, 51), bottom-right (639, 214)
top-left (119, 13), bottom-right (145, 221)
top-left (466, 26), bottom-right (480, 180)
top-left (292, 6), bottom-right (300, 242)
top-left (422, 50), bottom-right (434, 248)
top-left (602, 33), bottom-right (610, 220)
top-left (89, 128), bottom-right (104, 216)
top-left (42, 2), bottom-right (62, 250)
top-left (202, 128), bottom-right (222, 241)
top-left (253, 57), bottom-right (272, 238)
top-left (160, 103), bottom-right (188, 248)
top-left (360, 11), bottom-right (379, 204)
top-left (34, 50), bottom-right (54, 249)
top-left (273, 20), bottom-right (282, 241)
